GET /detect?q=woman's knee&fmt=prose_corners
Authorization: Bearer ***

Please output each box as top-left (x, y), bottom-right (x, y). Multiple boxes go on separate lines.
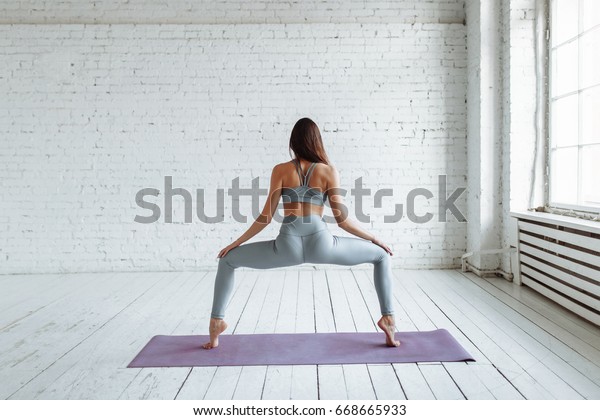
top-left (218, 253), bottom-right (235, 270)
top-left (373, 248), bottom-right (391, 265)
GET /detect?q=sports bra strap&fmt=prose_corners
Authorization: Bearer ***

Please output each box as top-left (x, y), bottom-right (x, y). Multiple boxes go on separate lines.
top-left (293, 159), bottom-right (317, 186)
top-left (292, 159), bottom-right (304, 183)
top-left (303, 162), bottom-right (317, 185)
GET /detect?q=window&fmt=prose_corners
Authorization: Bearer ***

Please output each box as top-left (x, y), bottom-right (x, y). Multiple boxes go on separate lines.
top-left (548, 0), bottom-right (600, 213)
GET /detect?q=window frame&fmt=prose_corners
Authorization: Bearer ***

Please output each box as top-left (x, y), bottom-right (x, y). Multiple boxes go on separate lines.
top-left (546, 0), bottom-right (600, 215)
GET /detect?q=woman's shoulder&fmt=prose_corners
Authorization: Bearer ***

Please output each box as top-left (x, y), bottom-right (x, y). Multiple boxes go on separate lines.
top-left (270, 161), bottom-right (295, 179)
top-left (308, 160), bottom-right (335, 170)
top-left (272, 160), bottom-right (295, 172)
top-left (273, 159), bottom-right (336, 173)
top-left (316, 161), bottom-right (337, 175)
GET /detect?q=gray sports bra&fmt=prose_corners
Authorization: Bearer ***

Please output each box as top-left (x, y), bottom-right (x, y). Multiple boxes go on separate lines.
top-left (281, 159), bottom-right (327, 206)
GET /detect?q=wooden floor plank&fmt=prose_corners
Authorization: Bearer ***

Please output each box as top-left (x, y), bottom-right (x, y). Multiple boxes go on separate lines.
top-left (341, 270), bottom-right (389, 400)
top-left (468, 364), bottom-right (524, 400)
top-left (317, 365), bottom-right (347, 400)
top-left (119, 367), bottom-right (191, 400)
top-left (327, 270), bottom-right (355, 333)
top-left (430, 270), bottom-right (592, 399)
top-left (342, 364), bottom-right (376, 400)
top-left (397, 270), bottom-right (552, 399)
top-left (203, 366), bottom-right (243, 400)
top-left (295, 271), bottom-right (315, 334)
top-left (478, 272), bottom-right (600, 341)
top-left (7, 272), bottom-right (193, 399)
top-left (326, 269), bottom-right (386, 400)
top-left (176, 271), bottom-right (258, 400)
top-left (2, 271), bottom-right (166, 399)
top-left (345, 270), bottom-right (377, 332)
top-left (314, 269), bottom-right (348, 400)
top-left (313, 270), bottom-right (335, 333)
top-left (388, 270), bottom-right (435, 331)
top-left (443, 362), bottom-right (495, 400)
top-left (417, 270), bottom-right (582, 399)
top-left (350, 270), bottom-right (381, 327)
top-left (74, 271), bottom-right (207, 399)
top-left (211, 271), bottom-right (274, 400)
top-left (262, 271), bottom-right (295, 400)
top-left (263, 365), bottom-right (293, 400)
top-left (290, 365), bottom-right (318, 400)
top-left (120, 272), bottom-right (218, 400)
top-left (418, 364), bottom-right (465, 400)
top-left (352, 263), bottom-right (419, 391)
top-left (219, 271), bottom-right (259, 336)
top-left (392, 363), bottom-right (435, 400)
top-left (173, 367), bottom-right (216, 401)
top-left (446, 270), bottom-right (600, 395)
top-left (289, 271), bottom-right (318, 400)
top-left (462, 271), bottom-right (600, 372)
top-left (391, 269), bottom-right (488, 363)
top-left (231, 271), bottom-right (270, 334)
top-left (255, 271), bottom-right (286, 334)
top-left (353, 269), bottom-right (417, 333)
top-left (233, 366), bottom-right (268, 400)
top-left (0, 271), bottom-right (122, 344)
top-left (275, 270), bottom-right (298, 334)
top-left (0, 273), bottom-right (86, 326)
top-left (3, 268), bottom-right (600, 400)
top-left (368, 364), bottom-right (406, 400)
top-left (0, 274), bottom-right (65, 306)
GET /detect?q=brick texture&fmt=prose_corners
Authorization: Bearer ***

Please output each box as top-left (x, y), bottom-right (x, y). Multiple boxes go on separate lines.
top-left (0, 3), bottom-right (468, 273)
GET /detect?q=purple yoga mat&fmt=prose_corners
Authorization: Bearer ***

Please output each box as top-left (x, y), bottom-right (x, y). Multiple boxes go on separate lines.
top-left (127, 329), bottom-right (474, 367)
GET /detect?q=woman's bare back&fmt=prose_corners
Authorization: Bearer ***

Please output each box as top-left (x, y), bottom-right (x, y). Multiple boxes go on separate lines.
top-left (280, 159), bottom-right (330, 218)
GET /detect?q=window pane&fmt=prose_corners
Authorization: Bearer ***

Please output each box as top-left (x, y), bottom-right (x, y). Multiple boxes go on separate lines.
top-left (580, 145), bottom-right (600, 207)
top-left (551, 93), bottom-right (579, 147)
top-left (549, 0), bottom-right (600, 212)
top-left (550, 147), bottom-right (579, 205)
top-left (552, 41), bottom-right (579, 97)
top-left (583, 0), bottom-right (600, 31)
top-left (552, 0), bottom-right (579, 46)
top-left (580, 27), bottom-right (600, 89)
top-left (581, 86), bottom-right (600, 144)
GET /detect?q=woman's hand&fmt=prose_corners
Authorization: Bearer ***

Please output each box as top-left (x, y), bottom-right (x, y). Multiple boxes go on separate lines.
top-left (218, 241), bottom-right (241, 258)
top-left (371, 237), bottom-right (393, 256)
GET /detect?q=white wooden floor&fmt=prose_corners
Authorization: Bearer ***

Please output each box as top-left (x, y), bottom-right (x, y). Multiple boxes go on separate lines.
top-left (1, 268), bottom-right (600, 400)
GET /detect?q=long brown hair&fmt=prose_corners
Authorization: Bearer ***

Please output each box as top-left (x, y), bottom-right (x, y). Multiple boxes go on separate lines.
top-left (289, 117), bottom-right (330, 165)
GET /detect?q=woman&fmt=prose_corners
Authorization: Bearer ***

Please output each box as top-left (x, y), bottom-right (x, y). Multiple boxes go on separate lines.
top-left (203, 117), bottom-right (400, 349)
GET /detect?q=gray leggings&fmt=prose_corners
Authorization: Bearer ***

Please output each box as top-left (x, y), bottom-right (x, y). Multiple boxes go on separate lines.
top-left (210, 214), bottom-right (394, 319)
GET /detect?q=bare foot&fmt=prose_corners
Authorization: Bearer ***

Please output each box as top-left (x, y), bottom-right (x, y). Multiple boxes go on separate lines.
top-left (377, 315), bottom-right (401, 347)
top-left (202, 318), bottom-right (228, 349)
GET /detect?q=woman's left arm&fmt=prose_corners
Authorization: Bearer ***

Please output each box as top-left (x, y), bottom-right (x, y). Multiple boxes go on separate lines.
top-left (218, 165), bottom-right (283, 258)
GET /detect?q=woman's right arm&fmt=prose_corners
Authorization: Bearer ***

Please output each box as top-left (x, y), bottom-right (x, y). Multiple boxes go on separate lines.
top-left (326, 166), bottom-right (393, 255)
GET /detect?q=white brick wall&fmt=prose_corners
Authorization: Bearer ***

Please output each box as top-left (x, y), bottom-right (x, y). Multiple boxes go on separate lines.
top-left (0, 1), bottom-right (465, 24)
top-left (0, 4), bottom-right (467, 274)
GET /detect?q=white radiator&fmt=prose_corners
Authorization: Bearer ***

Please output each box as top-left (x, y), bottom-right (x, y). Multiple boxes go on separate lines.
top-left (511, 211), bottom-right (600, 326)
